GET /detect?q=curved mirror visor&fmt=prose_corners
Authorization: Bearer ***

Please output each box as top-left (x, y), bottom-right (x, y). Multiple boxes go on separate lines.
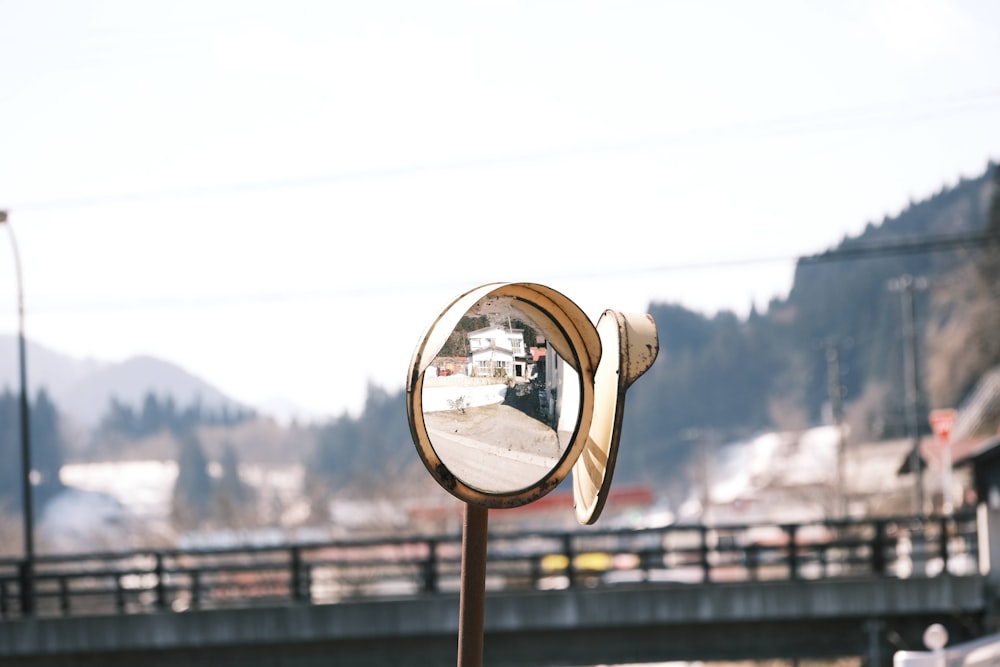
top-left (420, 295), bottom-right (580, 494)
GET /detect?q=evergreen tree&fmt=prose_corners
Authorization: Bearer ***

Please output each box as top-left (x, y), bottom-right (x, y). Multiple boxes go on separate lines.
top-left (217, 442), bottom-right (249, 505)
top-left (99, 391), bottom-right (256, 440)
top-left (926, 163), bottom-right (1000, 405)
top-left (211, 442), bottom-right (257, 529)
top-left (0, 389), bottom-right (20, 506)
top-left (172, 431), bottom-right (213, 528)
top-left (99, 398), bottom-right (138, 437)
top-left (438, 314), bottom-right (489, 357)
top-left (0, 389), bottom-right (65, 511)
top-left (140, 393), bottom-right (163, 435)
top-left (30, 389), bottom-right (65, 506)
top-left (311, 383), bottom-right (411, 491)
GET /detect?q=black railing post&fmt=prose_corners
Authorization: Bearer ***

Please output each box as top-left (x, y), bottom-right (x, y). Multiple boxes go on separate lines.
top-left (191, 570), bottom-right (201, 609)
top-left (699, 526), bottom-right (711, 584)
top-left (422, 539), bottom-right (439, 594)
top-left (154, 553), bottom-right (167, 611)
top-left (290, 546), bottom-right (303, 602)
top-left (531, 553), bottom-right (542, 588)
top-left (872, 520), bottom-right (887, 576)
top-left (562, 534), bottom-right (576, 588)
top-left (745, 543), bottom-right (759, 581)
top-left (115, 574), bottom-right (125, 614)
top-left (938, 516), bottom-right (950, 575)
top-left (1, 516), bottom-right (953, 619)
top-left (638, 548), bottom-right (657, 579)
top-left (59, 576), bottom-right (70, 616)
top-left (784, 524), bottom-right (799, 580)
top-left (18, 560), bottom-right (31, 616)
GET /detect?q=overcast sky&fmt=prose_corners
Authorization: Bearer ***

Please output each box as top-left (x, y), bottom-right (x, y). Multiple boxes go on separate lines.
top-left (1, 0), bottom-right (998, 421)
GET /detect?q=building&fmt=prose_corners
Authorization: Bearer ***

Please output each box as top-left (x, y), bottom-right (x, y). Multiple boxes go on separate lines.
top-left (467, 325), bottom-right (529, 380)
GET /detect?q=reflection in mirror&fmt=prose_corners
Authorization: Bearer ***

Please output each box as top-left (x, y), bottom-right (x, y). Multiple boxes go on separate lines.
top-left (420, 295), bottom-right (581, 494)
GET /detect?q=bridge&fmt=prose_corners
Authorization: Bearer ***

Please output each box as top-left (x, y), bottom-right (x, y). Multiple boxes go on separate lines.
top-left (0, 510), bottom-right (993, 666)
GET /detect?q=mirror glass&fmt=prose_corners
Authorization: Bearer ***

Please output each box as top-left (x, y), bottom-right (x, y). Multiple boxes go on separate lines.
top-left (420, 294), bottom-right (582, 494)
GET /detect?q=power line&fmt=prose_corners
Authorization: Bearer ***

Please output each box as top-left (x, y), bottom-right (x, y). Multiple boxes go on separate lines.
top-left (800, 230), bottom-right (999, 264)
top-left (6, 91), bottom-right (999, 212)
top-left (4, 230), bottom-right (996, 315)
top-left (605, 230), bottom-right (999, 277)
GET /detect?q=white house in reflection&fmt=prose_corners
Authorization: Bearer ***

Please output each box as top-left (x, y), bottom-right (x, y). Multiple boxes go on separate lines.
top-left (468, 325), bottom-right (528, 379)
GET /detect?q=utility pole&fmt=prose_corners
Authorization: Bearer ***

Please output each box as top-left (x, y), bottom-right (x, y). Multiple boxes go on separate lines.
top-left (700, 430), bottom-right (713, 526)
top-left (888, 274), bottom-right (928, 516)
top-left (825, 338), bottom-right (847, 517)
top-left (681, 428), bottom-right (714, 525)
top-left (0, 210), bottom-right (34, 614)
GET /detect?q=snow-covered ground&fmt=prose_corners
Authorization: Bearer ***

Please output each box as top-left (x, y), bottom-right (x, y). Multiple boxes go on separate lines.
top-left (39, 487), bottom-right (146, 553)
top-left (677, 424), bottom-right (938, 525)
top-left (37, 424), bottom-right (935, 553)
top-left (676, 425), bottom-right (841, 524)
top-left (59, 460), bottom-right (178, 521)
top-left (40, 460), bottom-right (307, 553)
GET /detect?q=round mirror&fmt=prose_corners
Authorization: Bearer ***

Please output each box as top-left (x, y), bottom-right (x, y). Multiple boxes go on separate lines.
top-left (407, 283), bottom-right (600, 508)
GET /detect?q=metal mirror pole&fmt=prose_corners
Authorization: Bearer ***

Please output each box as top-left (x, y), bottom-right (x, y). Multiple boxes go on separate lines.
top-left (458, 503), bottom-right (488, 667)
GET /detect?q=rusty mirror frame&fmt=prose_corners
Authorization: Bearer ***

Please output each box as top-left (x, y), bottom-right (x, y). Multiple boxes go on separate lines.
top-left (406, 282), bottom-right (601, 509)
top-left (572, 310), bottom-right (659, 524)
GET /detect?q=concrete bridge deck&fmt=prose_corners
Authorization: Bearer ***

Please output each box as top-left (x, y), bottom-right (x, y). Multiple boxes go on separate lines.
top-left (0, 575), bottom-right (989, 666)
top-left (0, 512), bottom-right (990, 666)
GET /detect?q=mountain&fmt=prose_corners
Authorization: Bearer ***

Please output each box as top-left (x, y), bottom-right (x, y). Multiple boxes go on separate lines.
top-left (5, 165), bottom-right (995, 544)
top-left (300, 162), bottom-right (1000, 506)
top-left (0, 335), bottom-right (104, 400)
top-left (0, 336), bottom-right (245, 427)
top-left (616, 162), bottom-right (999, 494)
top-left (3, 163), bottom-right (996, 513)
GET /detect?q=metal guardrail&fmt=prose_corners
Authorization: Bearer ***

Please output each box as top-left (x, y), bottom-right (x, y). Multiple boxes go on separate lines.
top-left (0, 510), bottom-right (978, 620)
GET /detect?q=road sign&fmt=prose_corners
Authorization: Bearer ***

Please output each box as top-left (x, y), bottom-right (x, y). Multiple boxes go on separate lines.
top-left (929, 408), bottom-right (957, 445)
top-left (929, 408), bottom-right (959, 516)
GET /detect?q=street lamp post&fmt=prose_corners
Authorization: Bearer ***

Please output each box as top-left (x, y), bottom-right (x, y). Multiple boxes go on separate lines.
top-left (0, 210), bottom-right (35, 615)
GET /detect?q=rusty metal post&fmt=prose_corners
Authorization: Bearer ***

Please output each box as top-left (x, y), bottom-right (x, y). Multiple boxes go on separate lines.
top-left (458, 503), bottom-right (488, 667)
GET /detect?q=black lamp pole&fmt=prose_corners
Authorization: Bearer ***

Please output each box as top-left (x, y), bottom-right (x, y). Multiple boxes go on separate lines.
top-left (0, 210), bottom-right (34, 615)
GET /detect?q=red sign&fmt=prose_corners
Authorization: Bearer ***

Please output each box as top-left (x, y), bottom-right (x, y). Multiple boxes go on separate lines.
top-left (929, 408), bottom-right (957, 445)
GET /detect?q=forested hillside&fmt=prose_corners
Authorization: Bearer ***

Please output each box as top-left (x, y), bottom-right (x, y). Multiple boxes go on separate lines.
top-left (0, 390), bottom-right (64, 512)
top-left (619, 162), bottom-right (999, 493)
top-left (303, 162), bottom-right (999, 503)
top-left (1, 163), bottom-right (996, 533)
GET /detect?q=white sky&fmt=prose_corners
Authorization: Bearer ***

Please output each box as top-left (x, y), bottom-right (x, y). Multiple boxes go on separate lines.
top-left (0, 0), bottom-right (998, 421)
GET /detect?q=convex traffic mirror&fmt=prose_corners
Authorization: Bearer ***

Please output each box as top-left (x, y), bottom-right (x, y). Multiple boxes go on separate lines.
top-left (407, 282), bottom-right (600, 508)
top-left (406, 282), bottom-right (658, 520)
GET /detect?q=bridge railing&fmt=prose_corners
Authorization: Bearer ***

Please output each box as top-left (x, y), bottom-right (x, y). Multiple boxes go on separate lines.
top-left (0, 510), bottom-right (978, 620)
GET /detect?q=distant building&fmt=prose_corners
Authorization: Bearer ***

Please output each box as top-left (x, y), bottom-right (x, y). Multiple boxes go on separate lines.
top-left (427, 356), bottom-right (468, 377)
top-left (467, 325), bottom-right (528, 380)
